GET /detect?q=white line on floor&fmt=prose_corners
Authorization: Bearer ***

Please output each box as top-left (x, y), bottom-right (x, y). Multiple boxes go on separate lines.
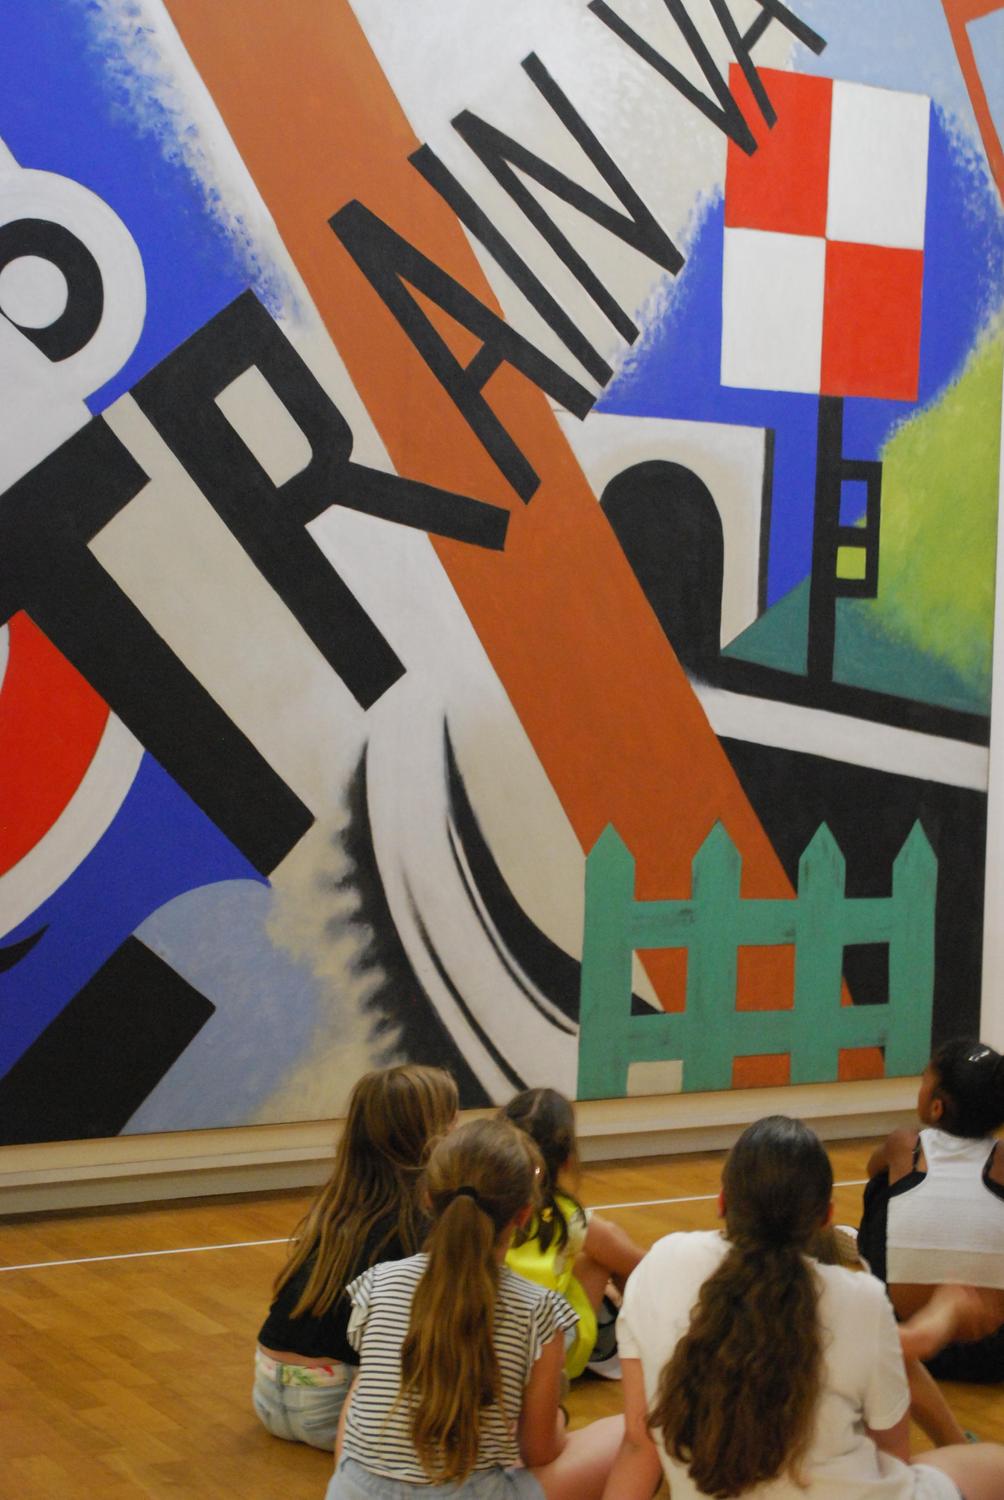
top-left (590, 1179), bottom-right (867, 1213)
top-left (0, 1181), bottom-right (869, 1272)
top-left (589, 1192), bottom-right (719, 1211)
top-left (0, 1237), bottom-right (286, 1272)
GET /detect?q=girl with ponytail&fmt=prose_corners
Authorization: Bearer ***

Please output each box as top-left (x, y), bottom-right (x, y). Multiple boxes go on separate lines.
top-left (328, 1117), bottom-right (622, 1500)
top-left (601, 1115), bottom-right (1004, 1500)
top-left (859, 1038), bottom-right (1004, 1394)
top-left (502, 1087), bottom-right (644, 1379)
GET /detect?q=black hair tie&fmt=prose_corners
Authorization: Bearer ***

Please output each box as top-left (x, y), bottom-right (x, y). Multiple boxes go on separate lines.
top-left (449, 1184), bottom-right (507, 1230)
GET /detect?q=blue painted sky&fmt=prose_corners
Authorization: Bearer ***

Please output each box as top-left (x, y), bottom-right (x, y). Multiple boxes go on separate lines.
top-left (0, 4), bottom-right (295, 1083)
top-left (600, 103), bottom-right (1004, 602)
top-left (0, 0), bottom-right (259, 411)
top-left (793, 0), bottom-right (1003, 145)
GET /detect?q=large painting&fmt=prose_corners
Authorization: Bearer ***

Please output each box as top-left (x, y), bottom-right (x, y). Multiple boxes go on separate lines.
top-left (1, 0), bottom-right (1001, 1142)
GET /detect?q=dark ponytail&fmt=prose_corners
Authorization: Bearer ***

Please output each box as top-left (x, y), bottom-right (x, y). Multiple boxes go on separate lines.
top-left (929, 1039), bottom-right (1004, 1138)
top-left (649, 1116), bottom-right (832, 1498)
top-left (501, 1087), bottom-right (580, 1253)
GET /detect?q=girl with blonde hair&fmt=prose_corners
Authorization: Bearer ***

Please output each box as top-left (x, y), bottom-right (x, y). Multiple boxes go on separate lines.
top-left (329, 1116), bottom-right (622, 1499)
top-left (602, 1115), bottom-right (1004, 1500)
top-left (254, 1064), bottom-right (458, 1450)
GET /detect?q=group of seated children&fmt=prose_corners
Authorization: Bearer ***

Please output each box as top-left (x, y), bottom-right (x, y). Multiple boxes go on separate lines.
top-left (253, 1042), bottom-right (1004, 1500)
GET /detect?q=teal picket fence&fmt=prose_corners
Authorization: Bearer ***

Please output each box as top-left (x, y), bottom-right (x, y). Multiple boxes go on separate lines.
top-left (577, 820), bottom-right (936, 1098)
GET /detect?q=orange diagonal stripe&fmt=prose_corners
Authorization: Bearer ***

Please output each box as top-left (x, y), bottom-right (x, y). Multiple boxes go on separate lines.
top-left (941, 0), bottom-right (1004, 203)
top-left (165, 0), bottom-right (870, 1074)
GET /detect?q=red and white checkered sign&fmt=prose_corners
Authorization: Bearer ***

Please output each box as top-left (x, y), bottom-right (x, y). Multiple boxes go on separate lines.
top-left (721, 67), bottom-right (930, 401)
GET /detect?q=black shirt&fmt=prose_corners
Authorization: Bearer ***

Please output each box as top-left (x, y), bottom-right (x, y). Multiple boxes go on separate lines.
top-left (257, 1213), bottom-right (414, 1363)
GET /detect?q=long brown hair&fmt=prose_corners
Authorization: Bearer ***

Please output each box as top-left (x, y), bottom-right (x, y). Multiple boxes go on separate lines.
top-left (274, 1064), bottom-right (457, 1318)
top-left (649, 1116), bottom-right (832, 1498)
top-left (400, 1117), bottom-right (542, 1483)
top-left (501, 1087), bottom-right (580, 1252)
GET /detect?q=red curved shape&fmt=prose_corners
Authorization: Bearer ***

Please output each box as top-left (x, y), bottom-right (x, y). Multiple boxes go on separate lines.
top-left (0, 613), bottom-right (109, 876)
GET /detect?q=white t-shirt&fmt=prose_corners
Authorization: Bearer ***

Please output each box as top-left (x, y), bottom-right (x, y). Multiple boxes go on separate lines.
top-left (340, 1253), bottom-right (576, 1481)
top-left (618, 1231), bottom-right (959, 1500)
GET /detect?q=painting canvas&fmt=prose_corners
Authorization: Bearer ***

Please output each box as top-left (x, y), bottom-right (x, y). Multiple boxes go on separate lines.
top-left (0, 0), bottom-right (1001, 1143)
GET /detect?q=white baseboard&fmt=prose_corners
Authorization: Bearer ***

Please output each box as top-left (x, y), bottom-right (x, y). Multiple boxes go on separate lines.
top-left (0, 1076), bottom-right (917, 1216)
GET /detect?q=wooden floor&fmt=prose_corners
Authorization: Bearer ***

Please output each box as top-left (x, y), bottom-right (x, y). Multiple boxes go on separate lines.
top-left (1, 1139), bottom-right (1000, 1498)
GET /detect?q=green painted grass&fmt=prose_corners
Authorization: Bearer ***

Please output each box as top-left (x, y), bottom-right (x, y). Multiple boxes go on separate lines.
top-left (724, 320), bottom-right (1002, 715)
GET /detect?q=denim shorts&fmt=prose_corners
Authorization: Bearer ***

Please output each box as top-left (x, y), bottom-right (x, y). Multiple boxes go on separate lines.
top-left (252, 1351), bottom-right (353, 1451)
top-left (326, 1457), bottom-right (545, 1500)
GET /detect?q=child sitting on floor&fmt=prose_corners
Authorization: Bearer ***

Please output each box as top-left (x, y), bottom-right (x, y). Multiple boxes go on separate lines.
top-left (858, 1038), bottom-right (1004, 1444)
top-left (501, 1087), bottom-right (645, 1379)
top-left (328, 1116), bottom-right (622, 1499)
top-left (253, 1064), bottom-right (457, 1450)
top-left (602, 1114), bottom-right (1004, 1500)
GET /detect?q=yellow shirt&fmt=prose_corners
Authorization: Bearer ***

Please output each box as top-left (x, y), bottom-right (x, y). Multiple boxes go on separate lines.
top-left (505, 1191), bottom-right (597, 1377)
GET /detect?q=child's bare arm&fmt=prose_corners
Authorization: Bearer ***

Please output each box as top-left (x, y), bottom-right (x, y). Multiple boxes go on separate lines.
top-left (867, 1127), bottom-right (918, 1183)
top-left (866, 1410), bottom-right (911, 1465)
top-left (582, 1214), bottom-right (645, 1285)
top-left (518, 1332), bottom-right (567, 1468)
top-left (900, 1285), bottom-right (1004, 1361)
top-left (334, 1374), bottom-right (357, 1463)
top-left (600, 1360), bottom-right (663, 1500)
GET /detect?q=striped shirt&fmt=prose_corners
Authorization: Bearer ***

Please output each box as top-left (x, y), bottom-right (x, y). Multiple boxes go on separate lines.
top-left (341, 1253), bottom-right (576, 1481)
